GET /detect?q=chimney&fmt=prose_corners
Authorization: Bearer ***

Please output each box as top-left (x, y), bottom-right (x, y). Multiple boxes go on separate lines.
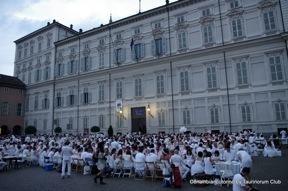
top-left (53, 19), bottom-right (56, 23)
top-left (166, 0), bottom-right (169, 5)
top-left (70, 24), bottom-right (73, 29)
top-left (79, 29), bottom-right (83, 33)
top-left (47, 22), bottom-right (50, 26)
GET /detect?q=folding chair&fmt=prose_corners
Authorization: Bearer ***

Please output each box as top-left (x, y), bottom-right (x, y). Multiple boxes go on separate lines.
top-left (144, 162), bottom-right (155, 180)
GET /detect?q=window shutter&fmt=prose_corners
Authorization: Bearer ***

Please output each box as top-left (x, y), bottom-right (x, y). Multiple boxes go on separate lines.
top-left (88, 93), bottom-right (92, 103)
top-left (61, 64), bottom-right (64, 76)
top-left (131, 46), bottom-right (136, 61)
top-left (41, 99), bottom-right (44, 109)
top-left (151, 40), bottom-right (156, 57)
top-left (162, 38), bottom-right (167, 54)
top-left (66, 95), bottom-right (70, 106)
top-left (141, 43), bottom-right (145, 58)
top-left (61, 97), bottom-right (64, 107)
top-left (47, 68), bottom-right (51, 79)
top-left (122, 48), bottom-right (126, 62)
top-left (113, 49), bottom-right (117, 64)
top-left (89, 57), bottom-right (92, 70)
top-left (55, 65), bottom-right (59, 77)
top-left (80, 93), bottom-right (84, 104)
top-left (47, 99), bottom-right (50, 109)
top-left (39, 70), bottom-right (42, 81)
top-left (81, 58), bottom-right (85, 72)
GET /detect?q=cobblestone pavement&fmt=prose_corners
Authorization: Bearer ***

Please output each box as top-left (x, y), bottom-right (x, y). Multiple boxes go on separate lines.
top-left (0, 151), bottom-right (287, 191)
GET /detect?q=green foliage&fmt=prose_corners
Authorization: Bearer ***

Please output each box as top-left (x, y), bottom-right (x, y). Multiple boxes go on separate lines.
top-left (90, 126), bottom-right (100, 133)
top-left (54, 126), bottom-right (62, 134)
top-left (25, 126), bottom-right (37, 135)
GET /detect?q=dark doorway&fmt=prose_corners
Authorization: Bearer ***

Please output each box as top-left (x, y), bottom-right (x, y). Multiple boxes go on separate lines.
top-left (0, 125), bottom-right (9, 136)
top-left (13, 125), bottom-right (22, 135)
top-left (131, 107), bottom-right (147, 134)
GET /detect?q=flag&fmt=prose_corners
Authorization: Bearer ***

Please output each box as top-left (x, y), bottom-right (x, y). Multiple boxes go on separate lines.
top-left (130, 38), bottom-right (134, 50)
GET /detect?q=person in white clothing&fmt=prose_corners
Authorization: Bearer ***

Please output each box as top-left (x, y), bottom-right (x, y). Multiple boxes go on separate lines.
top-left (236, 150), bottom-right (252, 170)
top-left (232, 167), bottom-right (254, 191)
top-left (61, 141), bottom-right (73, 178)
top-left (280, 130), bottom-right (287, 139)
top-left (145, 149), bottom-right (158, 162)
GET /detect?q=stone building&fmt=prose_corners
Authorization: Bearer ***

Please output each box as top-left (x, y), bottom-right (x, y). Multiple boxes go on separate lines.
top-left (14, 0), bottom-right (288, 135)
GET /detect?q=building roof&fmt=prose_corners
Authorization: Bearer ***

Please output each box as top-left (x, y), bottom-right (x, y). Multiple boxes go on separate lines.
top-left (14, 20), bottom-right (78, 44)
top-left (0, 74), bottom-right (26, 90)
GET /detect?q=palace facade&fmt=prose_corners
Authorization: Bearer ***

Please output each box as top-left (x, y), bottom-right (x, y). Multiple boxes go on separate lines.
top-left (14, 0), bottom-right (288, 135)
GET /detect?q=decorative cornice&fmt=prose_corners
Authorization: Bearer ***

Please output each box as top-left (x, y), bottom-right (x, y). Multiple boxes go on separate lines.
top-left (227, 8), bottom-right (244, 17)
top-left (257, 0), bottom-right (277, 9)
top-left (175, 22), bottom-right (189, 31)
top-left (199, 16), bottom-right (215, 24)
top-left (152, 28), bottom-right (165, 37)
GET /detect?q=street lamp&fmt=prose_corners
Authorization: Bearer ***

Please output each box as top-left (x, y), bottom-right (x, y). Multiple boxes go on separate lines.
top-left (147, 104), bottom-right (154, 118)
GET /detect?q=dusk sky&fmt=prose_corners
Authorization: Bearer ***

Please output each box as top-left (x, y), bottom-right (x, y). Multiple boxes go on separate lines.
top-left (0, 0), bottom-right (176, 76)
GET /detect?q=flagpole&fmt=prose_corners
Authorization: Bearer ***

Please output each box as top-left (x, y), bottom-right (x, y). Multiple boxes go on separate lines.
top-left (139, 0), bottom-right (141, 13)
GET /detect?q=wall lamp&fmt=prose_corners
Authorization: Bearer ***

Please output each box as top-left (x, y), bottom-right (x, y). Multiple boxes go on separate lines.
top-left (147, 104), bottom-right (154, 118)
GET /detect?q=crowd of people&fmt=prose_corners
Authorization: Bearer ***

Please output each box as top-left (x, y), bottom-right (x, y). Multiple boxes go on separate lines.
top-left (0, 130), bottom-right (286, 190)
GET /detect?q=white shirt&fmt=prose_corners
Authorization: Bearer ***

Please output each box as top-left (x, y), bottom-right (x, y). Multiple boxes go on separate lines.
top-left (145, 153), bottom-right (158, 162)
top-left (236, 150), bottom-right (252, 168)
top-left (170, 154), bottom-right (182, 167)
top-left (134, 152), bottom-right (145, 162)
top-left (61, 146), bottom-right (73, 161)
top-left (80, 151), bottom-right (93, 160)
top-left (232, 174), bottom-right (246, 191)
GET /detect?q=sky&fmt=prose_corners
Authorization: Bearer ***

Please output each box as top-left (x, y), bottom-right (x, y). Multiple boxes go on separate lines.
top-left (0, 0), bottom-right (177, 76)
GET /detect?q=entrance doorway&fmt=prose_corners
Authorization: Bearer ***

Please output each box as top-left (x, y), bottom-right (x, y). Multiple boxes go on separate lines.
top-left (131, 107), bottom-right (147, 134)
top-left (0, 125), bottom-right (9, 136)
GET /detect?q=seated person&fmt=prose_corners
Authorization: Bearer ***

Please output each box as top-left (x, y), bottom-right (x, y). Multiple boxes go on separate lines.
top-left (191, 151), bottom-right (204, 176)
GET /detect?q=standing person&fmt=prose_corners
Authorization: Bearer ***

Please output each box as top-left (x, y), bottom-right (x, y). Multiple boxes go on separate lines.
top-left (61, 140), bottom-right (73, 179)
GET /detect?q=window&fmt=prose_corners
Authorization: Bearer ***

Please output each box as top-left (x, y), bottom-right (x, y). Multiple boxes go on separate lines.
top-left (269, 55), bottom-right (283, 82)
top-left (68, 90), bottom-right (75, 106)
top-left (43, 96), bottom-right (49, 109)
top-left (47, 37), bottom-right (51, 48)
top-left (117, 115), bottom-right (123, 128)
top-left (135, 78), bottom-right (142, 97)
top-left (115, 48), bottom-right (126, 64)
top-left (263, 11), bottom-right (276, 32)
top-left (56, 63), bottom-right (64, 77)
top-left (24, 48), bottom-right (27, 58)
top-left (180, 71), bottom-right (189, 92)
top-left (99, 84), bottom-right (105, 102)
top-left (155, 38), bottom-right (163, 56)
top-left (38, 42), bottom-right (42, 52)
top-left (183, 109), bottom-right (191, 125)
top-left (16, 103), bottom-right (22, 116)
top-left (207, 66), bottom-right (217, 89)
top-left (116, 33), bottom-right (122, 40)
top-left (133, 43), bottom-right (145, 60)
top-left (30, 45), bottom-right (34, 55)
top-left (156, 74), bottom-right (165, 95)
top-left (116, 81), bottom-right (123, 99)
top-left (232, 19), bottom-right (244, 38)
top-left (83, 116), bottom-right (88, 129)
top-left (68, 60), bottom-right (76, 74)
top-left (1, 102), bottom-right (9, 116)
top-left (99, 39), bottom-right (105, 46)
top-left (158, 110), bottom-right (165, 127)
top-left (177, 15), bottom-right (185, 24)
top-left (99, 115), bottom-right (104, 128)
top-left (34, 119), bottom-right (37, 128)
top-left (44, 67), bottom-right (50, 80)
top-left (241, 104), bottom-right (251, 122)
top-left (82, 57), bottom-right (90, 72)
top-left (99, 52), bottom-right (104, 68)
top-left (22, 73), bottom-right (26, 82)
top-left (35, 69), bottom-right (41, 82)
top-left (154, 22), bottom-right (161, 29)
top-left (203, 24), bottom-right (213, 44)
top-left (56, 92), bottom-right (62, 108)
top-left (18, 49), bottom-right (22, 60)
top-left (83, 88), bottom-right (90, 104)
top-left (67, 117), bottom-right (73, 130)
top-left (230, 0), bottom-right (240, 9)
top-left (134, 27), bottom-right (141, 35)
top-left (178, 32), bottom-right (187, 50)
top-left (210, 106), bottom-right (219, 124)
top-left (34, 94), bottom-right (39, 110)
top-left (275, 102), bottom-right (286, 121)
top-left (202, 9), bottom-right (211, 17)
top-left (236, 62), bottom-right (248, 85)
top-left (54, 118), bottom-right (59, 128)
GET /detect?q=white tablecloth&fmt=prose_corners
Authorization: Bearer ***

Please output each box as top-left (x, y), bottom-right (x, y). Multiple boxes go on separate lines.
top-left (214, 161), bottom-right (241, 176)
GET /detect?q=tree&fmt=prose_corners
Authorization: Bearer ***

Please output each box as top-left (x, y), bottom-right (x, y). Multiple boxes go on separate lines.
top-left (108, 125), bottom-right (113, 137)
top-left (25, 126), bottom-right (37, 135)
top-left (54, 127), bottom-right (62, 134)
top-left (90, 126), bottom-right (100, 133)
